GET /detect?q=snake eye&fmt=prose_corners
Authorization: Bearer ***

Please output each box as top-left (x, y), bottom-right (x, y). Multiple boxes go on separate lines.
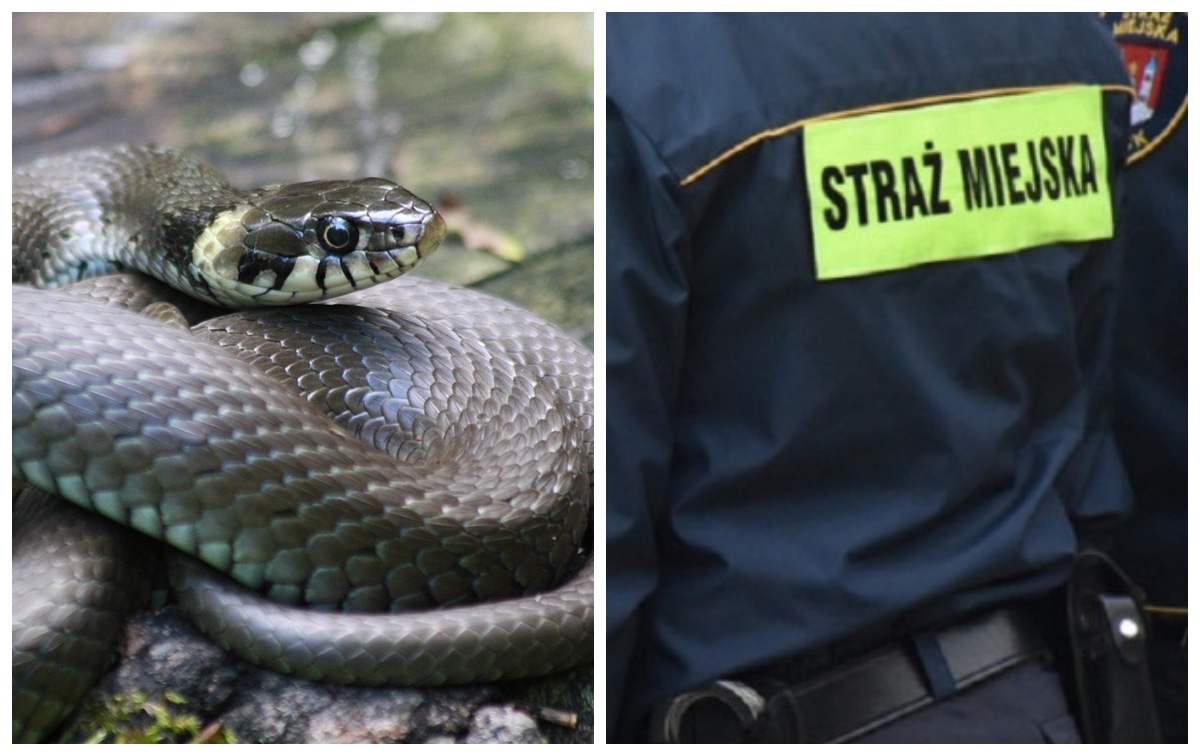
top-left (316, 216), bottom-right (359, 255)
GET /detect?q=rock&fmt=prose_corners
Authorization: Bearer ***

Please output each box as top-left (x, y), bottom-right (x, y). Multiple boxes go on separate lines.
top-left (463, 706), bottom-right (542, 745)
top-left (59, 606), bottom-right (592, 744)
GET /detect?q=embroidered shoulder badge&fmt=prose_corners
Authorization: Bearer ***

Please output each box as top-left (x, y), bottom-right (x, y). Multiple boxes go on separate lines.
top-left (1102, 12), bottom-right (1188, 163)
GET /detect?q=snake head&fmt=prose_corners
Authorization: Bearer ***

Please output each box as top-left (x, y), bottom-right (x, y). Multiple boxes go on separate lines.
top-left (190, 178), bottom-right (446, 307)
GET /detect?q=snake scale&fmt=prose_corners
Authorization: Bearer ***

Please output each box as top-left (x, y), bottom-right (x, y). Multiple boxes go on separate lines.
top-left (11, 144), bottom-right (594, 742)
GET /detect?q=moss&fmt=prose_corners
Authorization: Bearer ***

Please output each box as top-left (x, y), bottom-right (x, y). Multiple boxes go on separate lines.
top-left (77, 691), bottom-right (237, 744)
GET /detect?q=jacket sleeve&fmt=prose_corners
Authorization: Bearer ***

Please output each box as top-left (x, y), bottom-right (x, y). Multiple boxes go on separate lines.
top-left (605, 98), bottom-right (691, 742)
top-left (1057, 88), bottom-right (1135, 546)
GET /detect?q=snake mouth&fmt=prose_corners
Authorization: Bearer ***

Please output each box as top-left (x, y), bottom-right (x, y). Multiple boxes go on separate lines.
top-left (418, 209), bottom-right (448, 257)
top-left (189, 206), bottom-right (448, 308)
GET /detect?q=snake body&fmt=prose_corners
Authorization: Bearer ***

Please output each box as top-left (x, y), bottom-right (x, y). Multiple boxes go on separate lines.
top-left (12, 145), bottom-right (593, 741)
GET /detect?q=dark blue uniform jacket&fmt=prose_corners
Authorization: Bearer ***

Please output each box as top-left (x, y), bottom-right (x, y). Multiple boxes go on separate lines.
top-left (1102, 11), bottom-right (1188, 743)
top-left (1106, 17), bottom-right (1188, 613)
top-left (607, 13), bottom-right (1135, 742)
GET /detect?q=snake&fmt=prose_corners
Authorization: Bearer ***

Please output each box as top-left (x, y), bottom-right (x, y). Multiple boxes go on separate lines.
top-left (11, 144), bottom-right (594, 742)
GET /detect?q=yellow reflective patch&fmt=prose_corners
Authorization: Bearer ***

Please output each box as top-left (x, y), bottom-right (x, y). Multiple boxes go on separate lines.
top-left (804, 86), bottom-right (1114, 280)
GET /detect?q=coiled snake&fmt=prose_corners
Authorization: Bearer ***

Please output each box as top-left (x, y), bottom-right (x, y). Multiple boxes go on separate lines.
top-left (11, 145), bottom-right (594, 742)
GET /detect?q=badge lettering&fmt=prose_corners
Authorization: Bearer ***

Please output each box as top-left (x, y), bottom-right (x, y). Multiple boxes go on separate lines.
top-left (819, 142), bottom-right (953, 228)
top-left (955, 135), bottom-right (1098, 211)
top-left (804, 86), bottom-right (1115, 280)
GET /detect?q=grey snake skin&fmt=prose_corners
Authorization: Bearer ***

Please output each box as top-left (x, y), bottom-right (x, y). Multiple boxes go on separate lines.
top-left (11, 145), bottom-right (593, 742)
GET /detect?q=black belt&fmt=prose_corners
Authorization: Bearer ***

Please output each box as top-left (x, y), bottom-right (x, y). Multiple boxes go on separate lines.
top-left (651, 606), bottom-right (1048, 743)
